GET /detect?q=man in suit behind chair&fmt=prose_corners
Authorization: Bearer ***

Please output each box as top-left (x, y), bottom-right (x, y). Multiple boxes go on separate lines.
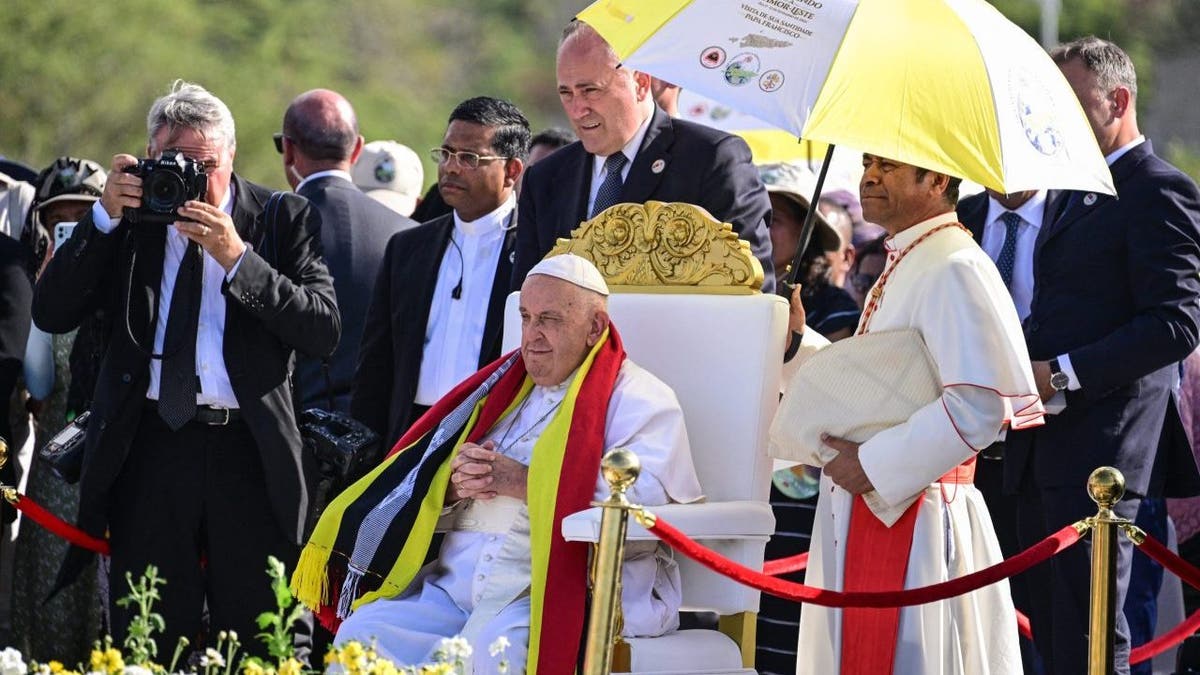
top-left (513, 20), bottom-right (775, 292)
top-left (352, 96), bottom-right (529, 450)
top-left (280, 89), bottom-right (416, 414)
top-left (1005, 37), bottom-right (1200, 675)
top-left (957, 185), bottom-right (1062, 674)
top-left (32, 80), bottom-right (340, 659)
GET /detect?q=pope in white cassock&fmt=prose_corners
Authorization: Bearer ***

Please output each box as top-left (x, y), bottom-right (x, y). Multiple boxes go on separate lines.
top-left (291, 254), bottom-right (702, 674)
top-left (782, 154), bottom-right (1045, 675)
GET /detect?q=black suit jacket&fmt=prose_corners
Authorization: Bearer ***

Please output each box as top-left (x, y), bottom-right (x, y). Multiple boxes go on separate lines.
top-left (0, 236), bottom-right (31, 499)
top-left (32, 174), bottom-right (340, 543)
top-left (295, 174), bottom-right (415, 412)
top-left (1003, 140), bottom-right (1200, 498)
top-left (352, 211), bottom-right (515, 448)
top-left (956, 189), bottom-right (1064, 247)
top-left (514, 106), bottom-right (774, 292)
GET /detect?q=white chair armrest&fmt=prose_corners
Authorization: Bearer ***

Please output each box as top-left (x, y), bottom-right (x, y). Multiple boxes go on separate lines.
top-left (561, 501), bottom-right (775, 542)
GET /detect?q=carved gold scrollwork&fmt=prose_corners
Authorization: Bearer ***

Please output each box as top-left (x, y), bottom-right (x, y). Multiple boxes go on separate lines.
top-left (547, 201), bottom-right (764, 294)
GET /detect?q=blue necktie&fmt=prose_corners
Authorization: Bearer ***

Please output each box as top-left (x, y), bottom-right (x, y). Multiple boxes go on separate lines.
top-left (590, 153), bottom-right (628, 218)
top-left (996, 211), bottom-right (1022, 289)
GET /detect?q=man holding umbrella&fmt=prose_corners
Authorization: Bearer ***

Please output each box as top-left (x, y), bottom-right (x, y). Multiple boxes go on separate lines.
top-left (783, 153), bottom-right (1044, 674)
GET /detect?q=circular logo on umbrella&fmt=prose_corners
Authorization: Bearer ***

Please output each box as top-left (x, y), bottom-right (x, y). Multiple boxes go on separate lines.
top-left (724, 53), bottom-right (760, 86)
top-left (700, 47), bottom-right (726, 69)
top-left (1011, 71), bottom-right (1063, 156)
top-left (759, 70), bottom-right (785, 93)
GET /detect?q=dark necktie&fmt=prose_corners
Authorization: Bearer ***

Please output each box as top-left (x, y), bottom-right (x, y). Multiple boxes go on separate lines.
top-left (590, 153), bottom-right (628, 218)
top-left (996, 211), bottom-right (1022, 289)
top-left (157, 241), bottom-right (203, 430)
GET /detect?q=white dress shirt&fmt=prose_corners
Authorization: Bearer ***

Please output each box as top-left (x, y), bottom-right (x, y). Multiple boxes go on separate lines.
top-left (981, 191), bottom-right (1047, 320)
top-left (90, 186), bottom-right (241, 408)
top-left (295, 168), bottom-right (354, 192)
top-left (586, 114), bottom-right (653, 218)
top-left (413, 195), bottom-right (516, 405)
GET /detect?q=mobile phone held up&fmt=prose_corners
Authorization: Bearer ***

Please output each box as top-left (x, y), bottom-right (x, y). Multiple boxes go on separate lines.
top-left (54, 221), bottom-right (77, 252)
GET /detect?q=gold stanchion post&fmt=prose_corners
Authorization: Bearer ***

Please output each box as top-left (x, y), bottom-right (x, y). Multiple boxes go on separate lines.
top-left (1087, 466), bottom-right (1129, 675)
top-left (582, 449), bottom-right (640, 675)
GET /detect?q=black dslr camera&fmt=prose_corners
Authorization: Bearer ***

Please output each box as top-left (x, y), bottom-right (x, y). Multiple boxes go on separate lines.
top-left (300, 408), bottom-right (383, 531)
top-left (121, 150), bottom-right (208, 225)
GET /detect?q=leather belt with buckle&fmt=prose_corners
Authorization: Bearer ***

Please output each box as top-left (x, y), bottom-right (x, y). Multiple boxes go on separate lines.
top-left (193, 405), bottom-right (241, 425)
top-left (146, 401), bottom-right (242, 426)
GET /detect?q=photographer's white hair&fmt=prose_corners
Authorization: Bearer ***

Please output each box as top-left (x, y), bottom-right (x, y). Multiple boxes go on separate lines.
top-left (147, 79), bottom-right (237, 152)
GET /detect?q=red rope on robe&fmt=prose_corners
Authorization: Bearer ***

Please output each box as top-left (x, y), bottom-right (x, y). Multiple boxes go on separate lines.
top-left (647, 515), bottom-right (1082, 607)
top-left (5, 492), bottom-right (110, 554)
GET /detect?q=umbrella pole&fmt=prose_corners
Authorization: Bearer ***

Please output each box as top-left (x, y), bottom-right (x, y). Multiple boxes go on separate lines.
top-left (783, 143), bottom-right (837, 289)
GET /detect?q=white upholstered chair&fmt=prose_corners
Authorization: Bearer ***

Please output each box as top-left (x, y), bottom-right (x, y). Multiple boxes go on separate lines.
top-left (502, 202), bottom-right (787, 674)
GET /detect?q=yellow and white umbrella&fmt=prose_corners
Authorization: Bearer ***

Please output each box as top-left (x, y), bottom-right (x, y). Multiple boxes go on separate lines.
top-left (677, 89), bottom-right (828, 166)
top-left (578, 0), bottom-right (1115, 196)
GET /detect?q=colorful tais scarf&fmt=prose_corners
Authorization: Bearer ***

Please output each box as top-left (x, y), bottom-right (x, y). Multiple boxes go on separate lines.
top-left (291, 327), bottom-right (625, 674)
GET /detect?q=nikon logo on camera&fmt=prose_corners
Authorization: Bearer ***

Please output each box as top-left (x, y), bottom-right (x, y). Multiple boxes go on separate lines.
top-left (121, 150), bottom-right (208, 225)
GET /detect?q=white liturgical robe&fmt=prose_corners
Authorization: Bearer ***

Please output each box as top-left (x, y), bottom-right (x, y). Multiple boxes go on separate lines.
top-left (787, 212), bottom-right (1043, 675)
top-left (335, 359), bottom-right (703, 672)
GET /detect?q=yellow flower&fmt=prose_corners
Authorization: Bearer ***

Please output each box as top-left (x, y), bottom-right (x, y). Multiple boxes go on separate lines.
top-left (339, 642), bottom-right (366, 665)
top-left (48, 662), bottom-right (65, 673)
top-left (322, 650), bottom-right (337, 667)
top-left (241, 662), bottom-right (267, 675)
top-left (278, 658), bottom-right (303, 675)
top-left (102, 648), bottom-right (124, 674)
top-left (365, 660), bottom-right (398, 675)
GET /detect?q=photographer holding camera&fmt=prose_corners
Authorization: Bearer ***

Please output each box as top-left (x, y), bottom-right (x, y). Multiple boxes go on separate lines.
top-left (32, 80), bottom-right (340, 659)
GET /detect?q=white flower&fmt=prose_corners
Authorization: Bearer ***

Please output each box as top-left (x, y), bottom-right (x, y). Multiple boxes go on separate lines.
top-left (122, 667), bottom-right (155, 675)
top-left (433, 636), bottom-right (472, 663)
top-left (0, 648), bottom-right (27, 675)
top-left (487, 636), bottom-right (510, 658)
top-left (198, 649), bottom-right (225, 669)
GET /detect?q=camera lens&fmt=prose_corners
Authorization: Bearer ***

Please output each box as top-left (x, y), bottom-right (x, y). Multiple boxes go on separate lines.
top-left (144, 171), bottom-right (187, 213)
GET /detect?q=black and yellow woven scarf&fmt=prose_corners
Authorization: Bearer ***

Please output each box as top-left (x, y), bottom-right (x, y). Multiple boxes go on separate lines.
top-left (292, 327), bottom-right (625, 674)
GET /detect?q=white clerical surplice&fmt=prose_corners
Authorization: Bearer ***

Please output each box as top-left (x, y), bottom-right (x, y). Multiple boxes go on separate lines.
top-left (786, 211), bottom-right (1043, 675)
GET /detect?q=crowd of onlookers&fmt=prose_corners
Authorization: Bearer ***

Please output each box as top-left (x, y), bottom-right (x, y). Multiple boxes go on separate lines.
top-left (0, 20), bottom-right (1197, 675)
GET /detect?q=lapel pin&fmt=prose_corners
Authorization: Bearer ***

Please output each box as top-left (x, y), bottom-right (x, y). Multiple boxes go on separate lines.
top-left (651, 159), bottom-right (666, 174)
top-left (1083, 193), bottom-right (1097, 206)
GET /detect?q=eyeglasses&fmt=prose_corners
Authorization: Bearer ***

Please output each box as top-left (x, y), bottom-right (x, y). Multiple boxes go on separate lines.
top-left (429, 147), bottom-right (508, 169)
top-left (273, 132), bottom-right (289, 154)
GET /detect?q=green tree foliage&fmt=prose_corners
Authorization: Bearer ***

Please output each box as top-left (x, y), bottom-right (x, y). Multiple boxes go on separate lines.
top-left (0, 0), bottom-right (575, 188)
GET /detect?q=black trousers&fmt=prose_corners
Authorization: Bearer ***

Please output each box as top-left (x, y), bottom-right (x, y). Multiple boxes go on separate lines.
top-left (976, 445), bottom-right (1043, 674)
top-left (108, 411), bottom-right (299, 660)
top-left (1017, 470), bottom-right (1141, 675)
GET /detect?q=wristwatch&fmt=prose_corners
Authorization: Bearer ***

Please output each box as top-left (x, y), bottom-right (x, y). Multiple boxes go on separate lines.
top-left (1048, 357), bottom-right (1070, 392)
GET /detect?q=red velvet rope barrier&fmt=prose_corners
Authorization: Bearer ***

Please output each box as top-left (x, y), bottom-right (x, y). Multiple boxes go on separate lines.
top-left (1130, 608), bottom-right (1200, 665)
top-left (6, 492), bottom-right (110, 555)
top-left (763, 552), bottom-right (808, 576)
top-left (762, 549), bottom-right (1039, 641)
top-left (647, 514), bottom-right (1082, 607)
top-left (1126, 533), bottom-right (1200, 664)
top-left (1138, 532), bottom-right (1200, 593)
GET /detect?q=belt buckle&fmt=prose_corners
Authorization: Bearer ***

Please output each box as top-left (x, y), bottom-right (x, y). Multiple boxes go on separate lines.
top-left (203, 406), bottom-right (231, 426)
